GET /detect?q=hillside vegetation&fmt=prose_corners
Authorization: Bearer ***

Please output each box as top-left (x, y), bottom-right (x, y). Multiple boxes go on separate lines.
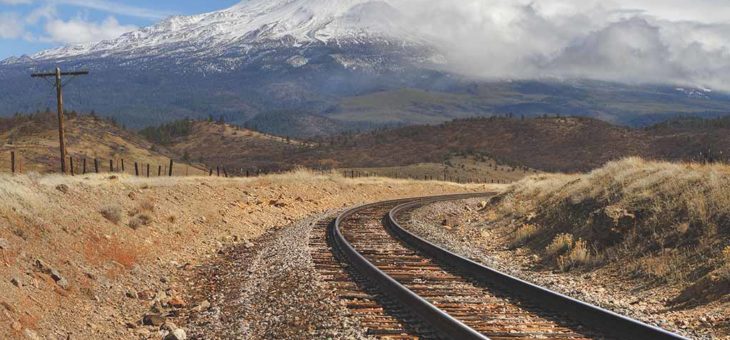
top-left (144, 116), bottom-right (730, 174)
top-left (301, 115), bottom-right (730, 172)
top-left (492, 158), bottom-right (729, 306)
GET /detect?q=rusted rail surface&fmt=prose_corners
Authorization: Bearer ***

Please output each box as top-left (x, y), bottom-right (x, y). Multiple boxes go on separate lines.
top-left (312, 194), bottom-right (687, 339)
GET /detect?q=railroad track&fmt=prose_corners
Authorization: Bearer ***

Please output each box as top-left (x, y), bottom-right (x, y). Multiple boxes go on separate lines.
top-left (310, 194), bottom-right (686, 339)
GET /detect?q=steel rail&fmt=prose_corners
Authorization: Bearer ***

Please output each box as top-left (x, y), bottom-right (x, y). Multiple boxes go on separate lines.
top-left (386, 195), bottom-right (688, 340)
top-left (330, 195), bottom-right (489, 340)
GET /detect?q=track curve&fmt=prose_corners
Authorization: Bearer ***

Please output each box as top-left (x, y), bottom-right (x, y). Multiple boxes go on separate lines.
top-left (321, 194), bottom-right (687, 339)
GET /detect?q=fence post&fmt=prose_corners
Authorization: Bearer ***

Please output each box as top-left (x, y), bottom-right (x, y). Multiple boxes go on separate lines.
top-left (83, 158), bottom-right (87, 174)
top-left (10, 151), bottom-right (15, 174)
top-left (246, 170), bottom-right (249, 177)
top-left (168, 159), bottom-right (173, 176)
top-left (109, 159), bottom-right (113, 172)
top-left (147, 164), bottom-right (150, 178)
top-left (223, 167), bottom-right (228, 178)
top-left (121, 159), bottom-right (125, 172)
top-left (134, 162), bottom-right (139, 176)
top-left (70, 157), bottom-right (75, 176)
top-left (94, 159), bottom-right (99, 173)
top-left (158, 165), bottom-right (162, 177)
top-left (209, 168), bottom-right (213, 176)
top-left (217, 166), bottom-right (220, 177)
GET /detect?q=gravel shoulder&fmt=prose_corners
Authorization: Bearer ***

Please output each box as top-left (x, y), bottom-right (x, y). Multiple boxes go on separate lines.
top-left (404, 198), bottom-right (726, 340)
top-left (176, 212), bottom-right (369, 339)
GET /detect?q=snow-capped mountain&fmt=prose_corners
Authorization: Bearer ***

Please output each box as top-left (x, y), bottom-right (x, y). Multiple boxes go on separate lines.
top-left (0, 0), bottom-right (453, 128)
top-left (23, 0), bottom-right (436, 71)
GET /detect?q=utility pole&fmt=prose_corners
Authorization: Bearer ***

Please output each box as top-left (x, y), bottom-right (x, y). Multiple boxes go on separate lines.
top-left (31, 67), bottom-right (89, 173)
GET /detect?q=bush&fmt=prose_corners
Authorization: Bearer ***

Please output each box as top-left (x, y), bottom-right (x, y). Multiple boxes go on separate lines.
top-left (545, 233), bottom-right (574, 257)
top-left (100, 205), bottom-right (122, 224)
top-left (129, 213), bottom-right (152, 230)
top-left (558, 239), bottom-right (592, 271)
top-left (129, 199), bottom-right (155, 216)
top-left (139, 199), bottom-right (155, 212)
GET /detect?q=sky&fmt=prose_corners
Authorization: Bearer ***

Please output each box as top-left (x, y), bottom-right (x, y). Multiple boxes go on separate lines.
top-left (0, 0), bottom-right (239, 59)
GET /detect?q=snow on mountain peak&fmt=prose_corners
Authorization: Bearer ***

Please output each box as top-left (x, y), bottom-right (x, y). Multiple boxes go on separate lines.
top-left (27, 0), bottom-right (419, 61)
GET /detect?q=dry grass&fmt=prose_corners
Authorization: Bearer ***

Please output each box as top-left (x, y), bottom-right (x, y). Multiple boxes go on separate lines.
top-left (493, 157), bottom-right (730, 291)
top-left (512, 224), bottom-right (538, 246)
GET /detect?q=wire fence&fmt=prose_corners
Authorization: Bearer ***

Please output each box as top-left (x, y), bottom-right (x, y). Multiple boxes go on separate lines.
top-left (4, 151), bottom-right (513, 184)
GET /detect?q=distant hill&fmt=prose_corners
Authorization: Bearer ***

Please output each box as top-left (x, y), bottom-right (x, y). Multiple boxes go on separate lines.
top-left (4, 114), bottom-right (726, 176)
top-left (150, 116), bottom-right (730, 174)
top-left (298, 116), bottom-right (649, 172)
top-left (308, 116), bottom-right (728, 172)
top-left (0, 112), bottom-right (201, 175)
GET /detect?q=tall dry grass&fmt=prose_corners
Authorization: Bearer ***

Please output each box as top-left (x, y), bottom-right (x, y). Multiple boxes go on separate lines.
top-left (494, 158), bottom-right (730, 290)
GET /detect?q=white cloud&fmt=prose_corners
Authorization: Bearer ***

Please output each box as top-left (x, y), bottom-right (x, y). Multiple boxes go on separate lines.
top-left (43, 15), bottom-right (136, 44)
top-left (54, 0), bottom-right (171, 19)
top-left (396, 0), bottom-right (730, 91)
top-left (25, 3), bottom-right (54, 24)
top-left (0, 0), bottom-right (34, 4)
top-left (0, 12), bottom-right (26, 38)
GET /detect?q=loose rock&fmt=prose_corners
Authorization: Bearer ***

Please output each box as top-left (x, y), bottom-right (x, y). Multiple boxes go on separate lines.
top-left (168, 296), bottom-right (186, 308)
top-left (193, 300), bottom-right (210, 312)
top-left (163, 328), bottom-right (186, 340)
top-left (142, 314), bottom-right (166, 327)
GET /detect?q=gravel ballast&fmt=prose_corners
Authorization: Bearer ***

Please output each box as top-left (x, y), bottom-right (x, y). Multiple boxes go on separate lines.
top-left (178, 212), bottom-right (369, 339)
